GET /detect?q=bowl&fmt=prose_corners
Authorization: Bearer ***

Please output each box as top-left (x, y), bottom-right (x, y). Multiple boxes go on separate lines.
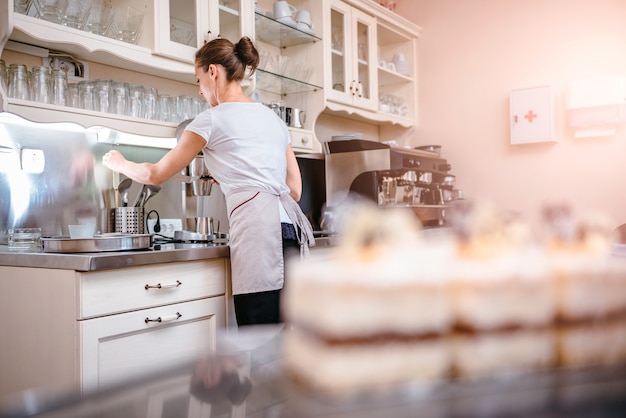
top-left (68, 224), bottom-right (97, 239)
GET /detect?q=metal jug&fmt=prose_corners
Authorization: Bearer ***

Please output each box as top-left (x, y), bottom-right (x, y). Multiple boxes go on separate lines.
top-left (291, 108), bottom-right (306, 128)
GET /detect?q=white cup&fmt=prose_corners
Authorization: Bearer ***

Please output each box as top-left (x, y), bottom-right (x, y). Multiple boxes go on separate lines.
top-left (273, 0), bottom-right (296, 20)
top-left (294, 9), bottom-right (311, 27)
top-left (393, 52), bottom-right (406, 64)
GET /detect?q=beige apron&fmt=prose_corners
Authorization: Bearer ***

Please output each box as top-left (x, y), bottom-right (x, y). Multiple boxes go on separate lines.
top-left (226, 187), bottom-right (314, 295)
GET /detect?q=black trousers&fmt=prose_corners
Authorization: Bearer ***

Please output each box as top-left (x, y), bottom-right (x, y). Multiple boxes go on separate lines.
top-left (234, 225), bottom-right (300, 326)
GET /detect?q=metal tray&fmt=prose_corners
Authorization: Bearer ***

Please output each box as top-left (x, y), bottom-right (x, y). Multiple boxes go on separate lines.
top-left (42, 234), bottom-right (152, 253)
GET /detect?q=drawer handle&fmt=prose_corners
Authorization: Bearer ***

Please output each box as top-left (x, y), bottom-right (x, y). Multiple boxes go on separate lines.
top-left (145, 280), bottom-right (182, 290)
top-left (145, 312), bottom-right (182, 324)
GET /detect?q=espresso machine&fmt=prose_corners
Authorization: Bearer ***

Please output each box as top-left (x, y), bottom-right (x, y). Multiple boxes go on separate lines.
top-left (324, 140), bottom-right (462, 227)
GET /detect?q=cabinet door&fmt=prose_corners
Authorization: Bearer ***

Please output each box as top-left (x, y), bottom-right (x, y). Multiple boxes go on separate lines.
top-left (350, 7), bottom-right (377, 111)
top-left (215, 0), bottom-right (254, 42)
top-left (326, 0), bottom-right (377, 112)
top-left (154, 0), bottom-right (211, 63)
top-left (80, 296), bottom-right (225, 392)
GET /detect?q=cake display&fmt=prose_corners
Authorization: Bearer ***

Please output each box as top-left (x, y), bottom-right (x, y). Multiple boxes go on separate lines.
top-left (542, 206), bottom-right (626, 368)
top-left (282, 204), bottom-right (454, 391)
top-left (282, 200), bottom-right (626, 392)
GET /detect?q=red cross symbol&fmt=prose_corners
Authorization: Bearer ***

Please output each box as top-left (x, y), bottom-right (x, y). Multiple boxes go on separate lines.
top-left (524, 110), bottom-right (538, 123)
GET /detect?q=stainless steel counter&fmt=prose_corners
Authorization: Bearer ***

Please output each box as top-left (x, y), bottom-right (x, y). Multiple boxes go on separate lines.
top-left (0, 243), bottom-right (230, 271)
top-left (0, 234), bottom-right (339, 272)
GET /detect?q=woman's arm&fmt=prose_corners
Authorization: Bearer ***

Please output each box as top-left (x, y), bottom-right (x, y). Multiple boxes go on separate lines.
top-left (285, 144), bottom-right (302, 202)
top-left (103, 131), bottom-right (206, 185)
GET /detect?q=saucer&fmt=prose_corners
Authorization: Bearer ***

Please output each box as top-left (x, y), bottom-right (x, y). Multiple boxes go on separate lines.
top-left (277, 16), bottom-right (297, 27)
top-left (296, 22), bottom-right (316, 36)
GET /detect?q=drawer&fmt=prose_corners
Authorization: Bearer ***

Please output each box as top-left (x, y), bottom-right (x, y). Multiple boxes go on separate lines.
top-left (289, 129), bottom-right (314, 151)
top-left (80, 296), bottom-right (225, 392)
top-left (79, 260), bottom-right (226, 319)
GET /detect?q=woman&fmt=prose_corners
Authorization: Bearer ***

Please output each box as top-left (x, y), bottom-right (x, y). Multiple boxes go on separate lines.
top-left (102, 36), bottom-right (314, 326)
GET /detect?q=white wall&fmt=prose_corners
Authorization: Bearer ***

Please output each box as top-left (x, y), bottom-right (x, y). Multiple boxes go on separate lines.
top-left (397, 0), bottom-right (626, 228)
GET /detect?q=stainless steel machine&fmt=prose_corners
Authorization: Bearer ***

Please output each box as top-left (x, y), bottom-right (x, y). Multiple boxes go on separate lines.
top-left (324, 140), bottom-right (462, 227)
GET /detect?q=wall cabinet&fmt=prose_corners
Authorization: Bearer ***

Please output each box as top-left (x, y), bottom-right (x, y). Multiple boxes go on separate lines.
top-left (0, 0), bottom-right (421, 145)
top-left (325, 0), bottom-right (377, 112)
top-left (323, 0), bottom-right (419, 129)
top-left (0, 260), bottom-right (227, 397)
top-left (154, 0), bottom-right (254, 64)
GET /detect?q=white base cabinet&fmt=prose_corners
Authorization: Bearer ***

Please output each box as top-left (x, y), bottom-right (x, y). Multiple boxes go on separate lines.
top-left (0, 259), bottom-right (227, 399)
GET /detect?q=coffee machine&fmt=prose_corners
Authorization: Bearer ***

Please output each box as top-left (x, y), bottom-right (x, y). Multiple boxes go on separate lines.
top-left (324, 140), bottom-right (461, 227)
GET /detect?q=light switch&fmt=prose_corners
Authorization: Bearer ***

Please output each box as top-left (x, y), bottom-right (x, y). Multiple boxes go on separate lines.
top-left (510, 85), bottom-right (554, 144)
top-left (20, 148), bottom-right (45, 173)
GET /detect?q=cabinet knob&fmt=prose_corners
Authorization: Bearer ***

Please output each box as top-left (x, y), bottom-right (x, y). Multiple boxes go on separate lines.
top-left (301, 136), bottom-right (309, 144)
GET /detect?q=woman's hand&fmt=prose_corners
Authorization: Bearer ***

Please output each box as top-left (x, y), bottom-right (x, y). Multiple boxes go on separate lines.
top-left (102, 150), bottom-right (127, 172)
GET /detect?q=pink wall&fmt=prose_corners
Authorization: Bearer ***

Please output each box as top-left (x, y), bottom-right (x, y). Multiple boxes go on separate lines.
top-left (397, 0), bottom-right (626, 229)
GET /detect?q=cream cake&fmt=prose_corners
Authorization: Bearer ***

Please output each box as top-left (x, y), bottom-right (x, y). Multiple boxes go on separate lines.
top-left (449, 203), bottom-right (556, 378)
top-left (543, 206), bottom-right (626, 367)
top-left (282, 204), bottom-right (454, 391)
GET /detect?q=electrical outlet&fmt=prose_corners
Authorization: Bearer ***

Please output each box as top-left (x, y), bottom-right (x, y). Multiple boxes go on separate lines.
top-left (147, 218), bottom-right (182, 237)
top-left (43, 56), bottom-right (89, 82)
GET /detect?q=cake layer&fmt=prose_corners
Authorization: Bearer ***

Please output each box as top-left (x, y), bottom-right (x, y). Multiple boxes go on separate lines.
top-left (284, 328), bottom-right (450, 391)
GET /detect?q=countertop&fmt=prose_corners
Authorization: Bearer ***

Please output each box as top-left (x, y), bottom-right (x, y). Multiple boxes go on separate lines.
top-left (0, 235), bottom-right (338, 272)
top-left (0, 243), bottom-right (230, 271)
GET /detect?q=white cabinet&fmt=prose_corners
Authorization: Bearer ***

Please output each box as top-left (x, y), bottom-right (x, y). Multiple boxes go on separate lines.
top-left (325, 0), bottom-right (377, 112)
top-left (0, 260), bottom-right (228, 398)
top-left (0, 0), bottom-right (255, 137)
top-left (81, 297), bottom-right (224, 391)
top-left (153, 0), bottom-right (212, 63)
top-left (154, 0), bottom-right (254, 64)
top-left (322, 0), bottom-right (420, 129)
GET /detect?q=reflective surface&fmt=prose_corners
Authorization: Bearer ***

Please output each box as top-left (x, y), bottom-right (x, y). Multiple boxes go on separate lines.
top-left (1, 325), bottom-right (625, 418)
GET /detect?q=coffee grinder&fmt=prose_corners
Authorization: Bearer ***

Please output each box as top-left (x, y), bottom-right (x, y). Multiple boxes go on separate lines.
top-left (174, 153), bottom-right (217, 242)
top-left (173, 120), bottom-right (217, 242)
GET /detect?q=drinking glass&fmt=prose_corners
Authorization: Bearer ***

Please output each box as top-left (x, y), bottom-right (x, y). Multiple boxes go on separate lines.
top-left (0, 59), bottom-right (7, 93)
top-left (78, 80), bottom-right (95, 110)
top-left (110, 81), bottom-right (129, 115)
top-left (128, 84), bottom-right (144, 118)
top-left (157, 93), bottom-right (171, 122)
top-left (108, 5), bottom-right (144, 44)
top-left (142, 87), bottom-right (158, 120)
top-left (30, 65), bottom-right (51, 104)
top-left (8, 63), bottom-right (30, 100)
top-left (193, 96), bottom-right (208, 116)
top-left (62, 0), bottom-right (91, 29)
top-left (8, 228), bottom-right (42, 252)
top-left (82, 0), bottom-right (114, 36)
top-left (34, 0), bottom-right (67, 24)
top-left (177, 95), bottom-right (193, 121)
top-left (93, 78), bottom-right (111, 113)
top-left (51, 68), bottom-right (68, 106)
top-left (67, 82), bottom-right (79, 108)
top-left (14, 0), bottom-right (33, 15)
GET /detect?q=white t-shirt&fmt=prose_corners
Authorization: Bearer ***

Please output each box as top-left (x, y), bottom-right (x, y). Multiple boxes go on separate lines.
top-left (185, 102), bottom-right (292, 221)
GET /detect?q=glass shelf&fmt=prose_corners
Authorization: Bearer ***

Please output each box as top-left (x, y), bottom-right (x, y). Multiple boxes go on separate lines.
top-left (256, 69), bottom-right (322, 95)
top-left (255, 12), bottom-right (321, 48)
